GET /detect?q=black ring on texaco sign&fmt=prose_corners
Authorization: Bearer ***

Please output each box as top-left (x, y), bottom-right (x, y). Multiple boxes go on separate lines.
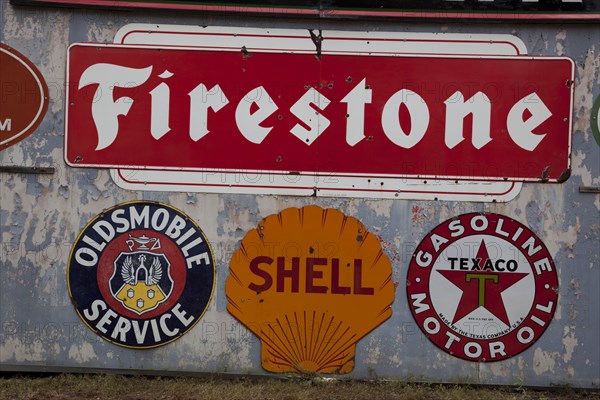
top-left (406, 213), bottom-right (558, 362)
top-left (67, 200), bottom-right (215, 349)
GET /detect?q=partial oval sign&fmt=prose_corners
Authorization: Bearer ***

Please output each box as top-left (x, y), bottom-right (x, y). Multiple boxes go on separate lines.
top-left (0, 43), bottom-right (48, 150)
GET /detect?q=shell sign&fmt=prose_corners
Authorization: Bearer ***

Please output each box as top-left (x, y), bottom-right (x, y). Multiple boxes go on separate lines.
top-left (226, 206), bottom-right (395, 374)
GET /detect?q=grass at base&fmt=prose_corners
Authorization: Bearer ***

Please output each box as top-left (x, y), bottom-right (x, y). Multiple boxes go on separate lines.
top-left (0, 373), bottom-right (598, 400)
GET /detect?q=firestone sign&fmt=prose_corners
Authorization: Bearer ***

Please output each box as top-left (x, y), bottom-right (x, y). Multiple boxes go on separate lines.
top-left (406, 213), bottom-right (558, 362)
top-left (65, 38), bottom-right (574, 193)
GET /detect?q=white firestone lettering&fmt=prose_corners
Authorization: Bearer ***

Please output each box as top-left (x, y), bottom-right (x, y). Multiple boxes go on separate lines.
top-left (507, 93), bottom-right (552, 151)
top-left (290, 87), bottom-right (331, 145)
top-left (341, 78), bottom-right (372, 146)
top-left (78, 63), bottom-right (556, 154)
top-left (235, 86), bottom-right (278, 144)
top-left (444, 91), bottom-right (491, 149)
top-left (78, 64), bottom-right (152, 150)
top-left (150, 70), bottom-right (174, 140)
top-left (382, 89), bottom-right (430, 148)
top-left (188, 84), bottom-right (229, 141)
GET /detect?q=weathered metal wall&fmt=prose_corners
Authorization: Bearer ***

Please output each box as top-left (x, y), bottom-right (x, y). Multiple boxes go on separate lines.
top-left (1, 2), bottom-right (599, 388)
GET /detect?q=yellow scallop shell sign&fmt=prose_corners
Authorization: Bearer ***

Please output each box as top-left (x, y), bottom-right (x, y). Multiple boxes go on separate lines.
top-left (226, 205), bottom-right (395, 374)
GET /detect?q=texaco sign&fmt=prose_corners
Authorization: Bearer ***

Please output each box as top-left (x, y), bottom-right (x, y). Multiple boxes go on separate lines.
top-left (406, 213), bottom-right (558, 362)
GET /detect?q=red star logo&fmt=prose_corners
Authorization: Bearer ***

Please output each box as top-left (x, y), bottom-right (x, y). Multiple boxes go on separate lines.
top-left (438, 240), bottom-right (528, 326)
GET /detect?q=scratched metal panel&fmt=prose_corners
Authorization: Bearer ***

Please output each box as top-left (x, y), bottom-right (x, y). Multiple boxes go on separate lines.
top-left (0, 2), bottom-right (598, 388)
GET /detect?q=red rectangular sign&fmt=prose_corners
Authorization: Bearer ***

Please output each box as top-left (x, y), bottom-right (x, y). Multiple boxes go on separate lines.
top-left (65, 43), bottom-right (574, 182)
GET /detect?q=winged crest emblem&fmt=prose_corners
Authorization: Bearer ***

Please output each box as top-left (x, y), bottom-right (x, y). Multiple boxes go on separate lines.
top-left (110, 251), bottom-right (173, 315)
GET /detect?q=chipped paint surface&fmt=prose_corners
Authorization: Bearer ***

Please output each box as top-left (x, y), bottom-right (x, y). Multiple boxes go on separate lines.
top-left (1, 2), bottom-right (599, 388)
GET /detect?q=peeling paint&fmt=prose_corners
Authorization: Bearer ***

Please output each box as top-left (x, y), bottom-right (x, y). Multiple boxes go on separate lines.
top-left (573, 46), bottom-right (600, 143)
top-left (562, 326), bottom-right (579, 363)
top-left (0, 337), bottom-right (56, 363)
top-left (554, 30), bottom-right (567, 56)
top-left (363, 338), bottom-right (382, 366)
top-left (68, 342), bottom-right (98, 363)
top-left (533, 347), bottom-right (560, 375)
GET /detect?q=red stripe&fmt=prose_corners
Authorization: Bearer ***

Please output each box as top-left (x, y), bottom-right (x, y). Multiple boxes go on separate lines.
top-left (27, 0), bottom-right (600, 20)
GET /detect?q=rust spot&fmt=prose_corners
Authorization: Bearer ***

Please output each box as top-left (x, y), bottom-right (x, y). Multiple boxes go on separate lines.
top-left (356, 235), bottom-right (363, 242)
top-left (566, 79), bottom-right (574, 88)
top-left (289, 171), bottom-right (300, 175)
top-left (309, 29), bottom-right (323, 60)
top-left (309, 246), bottom-right (315, 254)
top-left (241, 46), bottom-right (252, 59)
top-left (558, 168), bottom-right (571, 183)
top-left (411, 205), bottom-right (425, 224)
top-left (540, 165), bottom-right (550, 182)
